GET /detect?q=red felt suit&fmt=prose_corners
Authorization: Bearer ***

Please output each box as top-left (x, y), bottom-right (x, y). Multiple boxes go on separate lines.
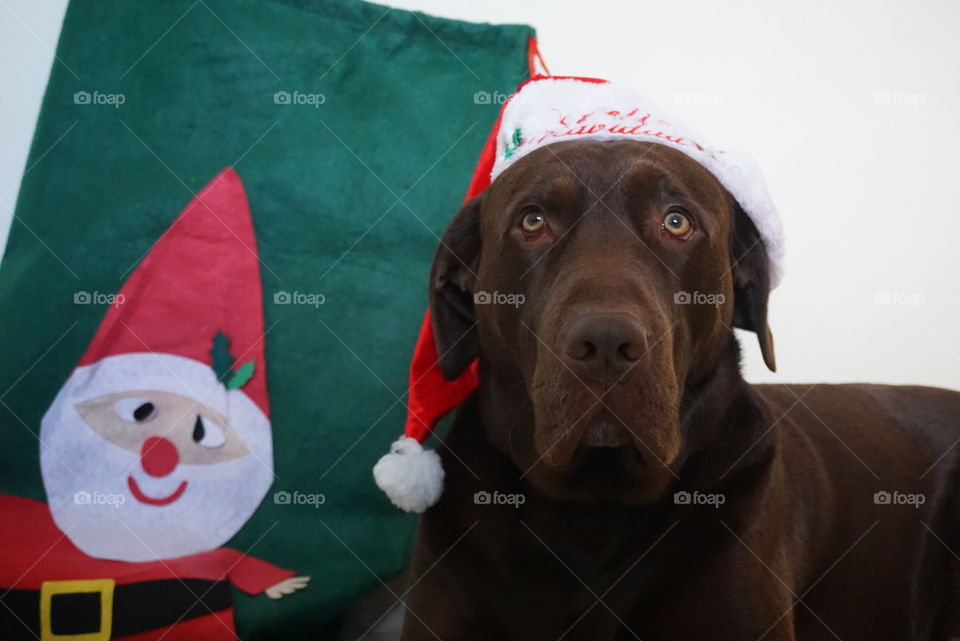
top-left (0, 168), bottom-right (306, 641)
top-left (0, 495), bottom-right (294, 640)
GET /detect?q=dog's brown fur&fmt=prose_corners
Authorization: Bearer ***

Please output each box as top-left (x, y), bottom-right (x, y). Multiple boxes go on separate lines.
top-left (400, 140), bottom-right (960, 640)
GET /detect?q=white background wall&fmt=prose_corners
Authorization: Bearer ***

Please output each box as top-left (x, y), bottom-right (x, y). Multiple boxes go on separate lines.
top-left (2, 0), bottom-right (957, 390)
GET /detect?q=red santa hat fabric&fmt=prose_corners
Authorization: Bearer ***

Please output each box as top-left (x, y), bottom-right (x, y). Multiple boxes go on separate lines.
top-left (374, 66), bottom-right (784, 513)
top-left (74, 167), bottom-right (269, 417)
top-left (40, 167), bottom-right (276, 562)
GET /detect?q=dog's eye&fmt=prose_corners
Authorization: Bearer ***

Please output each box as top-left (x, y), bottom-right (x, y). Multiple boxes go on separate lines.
top-left (663, 211), bottom-right (692, 237)
top-left (520, 210), bottom-right (547, 235)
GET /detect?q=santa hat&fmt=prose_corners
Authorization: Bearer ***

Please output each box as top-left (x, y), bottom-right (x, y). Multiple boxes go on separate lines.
top-left (71, 167), bottom-right (269, 422)
top-left (374, 55), bottom-right (783, 513)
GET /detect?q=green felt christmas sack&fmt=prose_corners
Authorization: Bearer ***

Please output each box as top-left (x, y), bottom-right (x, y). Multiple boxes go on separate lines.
top-left (0, 1), bottom-right (533, 639)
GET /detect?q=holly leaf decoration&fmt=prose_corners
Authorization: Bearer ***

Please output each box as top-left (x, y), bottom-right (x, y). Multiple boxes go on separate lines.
top-left (227, 361), bottom-right (255, 390)
top-left (209, 331), bottom-right (254, 390)
top-left (210, 331), bottom-right (235, 384)
top-left (504, 127), bottom-right (523, 159)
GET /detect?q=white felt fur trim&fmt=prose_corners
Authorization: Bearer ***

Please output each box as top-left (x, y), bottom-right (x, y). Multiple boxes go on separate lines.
top-left (373, 437), bottom-right (444, 513)
top-left (491, 78), bottom-right (784, 286)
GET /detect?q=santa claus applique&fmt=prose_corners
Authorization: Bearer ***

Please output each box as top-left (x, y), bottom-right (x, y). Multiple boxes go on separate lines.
top-left (0, 168), bottom-right (308, 641)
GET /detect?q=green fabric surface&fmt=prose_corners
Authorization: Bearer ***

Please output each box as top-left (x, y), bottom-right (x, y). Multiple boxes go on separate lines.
top-left (0, 1), bottom-right (533, 638)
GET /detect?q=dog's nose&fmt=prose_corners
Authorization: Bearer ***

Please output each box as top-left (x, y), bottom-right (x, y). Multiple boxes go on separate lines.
top-left (563, 313), bottom-right (645, 380)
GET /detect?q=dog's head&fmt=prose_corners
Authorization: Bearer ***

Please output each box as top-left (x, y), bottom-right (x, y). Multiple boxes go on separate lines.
top-left (430, 140), bottom-right (775, 504)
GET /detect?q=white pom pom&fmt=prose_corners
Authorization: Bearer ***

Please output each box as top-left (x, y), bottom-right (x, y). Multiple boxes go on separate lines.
top-left (373, 437), bottom-right (444, 513)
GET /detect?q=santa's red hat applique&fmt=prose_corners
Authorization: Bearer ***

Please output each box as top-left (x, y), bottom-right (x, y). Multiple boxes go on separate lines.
top-left (41, 168), bottom-right (278, 562)
top-left (374, 74), bottom-right (784, 513)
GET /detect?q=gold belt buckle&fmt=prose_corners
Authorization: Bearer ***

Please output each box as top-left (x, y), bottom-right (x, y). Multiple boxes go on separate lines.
top-left (39, 578), bottom-right (115, 641)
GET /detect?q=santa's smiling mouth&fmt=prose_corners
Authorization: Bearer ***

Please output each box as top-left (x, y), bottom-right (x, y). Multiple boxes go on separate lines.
top-left (127, 476), bottom-right (188, 506)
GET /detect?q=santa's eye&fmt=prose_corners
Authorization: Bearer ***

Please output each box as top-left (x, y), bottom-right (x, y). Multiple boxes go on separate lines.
top-left (192, 415), bottom-right (226, 448)
top-left (114, 398), bottom-right (156, 423)
top-left (133, 403), bottom-right (155, 422)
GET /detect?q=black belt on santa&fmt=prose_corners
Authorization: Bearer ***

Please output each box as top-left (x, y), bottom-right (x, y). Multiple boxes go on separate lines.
top-left (0, 577), bottom-right (232, 640)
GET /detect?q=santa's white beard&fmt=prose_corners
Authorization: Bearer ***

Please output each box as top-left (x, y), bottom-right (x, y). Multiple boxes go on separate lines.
top-left (40, 375), bottom-right (274, 562)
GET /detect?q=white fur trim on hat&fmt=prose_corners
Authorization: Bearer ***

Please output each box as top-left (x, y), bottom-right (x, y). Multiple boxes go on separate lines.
top-left (491, 78), bottom-right (784, 286)
top-left (373, 437), bottom-right (444, 513)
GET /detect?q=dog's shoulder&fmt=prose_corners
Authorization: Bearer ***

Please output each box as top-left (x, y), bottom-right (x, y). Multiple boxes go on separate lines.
top-left (753, 382), bottom-right (960, 424)
top-left (754, 382), bottom-right (960, 470)
top-left (853, 383), bottom-right (960, 452)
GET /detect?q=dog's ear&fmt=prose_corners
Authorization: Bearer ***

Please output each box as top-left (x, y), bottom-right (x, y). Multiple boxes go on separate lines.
top-left (730, 202), bottom-right (776, 371)
top-left (429, 195), bottom-right (483, 380)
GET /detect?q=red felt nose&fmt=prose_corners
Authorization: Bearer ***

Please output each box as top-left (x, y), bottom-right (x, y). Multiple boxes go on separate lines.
top-left (140, 437), bottom-right (179, 477)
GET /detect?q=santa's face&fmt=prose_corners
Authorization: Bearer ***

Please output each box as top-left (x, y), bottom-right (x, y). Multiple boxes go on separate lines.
top-left (40, 355), bottom-right (274, 562)
top-left (75, 390), bottom-right (252, 506)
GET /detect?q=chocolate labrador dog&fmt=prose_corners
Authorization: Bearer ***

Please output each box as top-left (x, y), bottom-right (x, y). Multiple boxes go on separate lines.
top-left (400, 139), bottom-right (960, 640)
